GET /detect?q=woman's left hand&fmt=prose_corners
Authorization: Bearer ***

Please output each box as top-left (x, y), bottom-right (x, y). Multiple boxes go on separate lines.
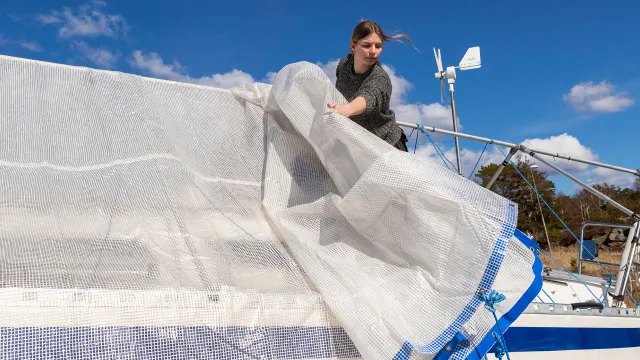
top-left (327, 103), bottom-right (352, 117)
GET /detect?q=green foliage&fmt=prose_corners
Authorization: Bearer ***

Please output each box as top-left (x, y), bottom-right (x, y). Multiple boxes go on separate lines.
top-left (547, 228), bottom-right (567, 246)
top-left (475, 156), bottom-right (640, 248)
top-left (475, 156), bottom-right (559, 248)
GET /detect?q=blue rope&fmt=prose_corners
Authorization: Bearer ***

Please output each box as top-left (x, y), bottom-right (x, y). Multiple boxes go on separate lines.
top-left (627, 285), bottom-right (640, 307)
top-left (541, 288), bottom-right (556, 306)
top-left (480, 290), bottom-right (511, 360)
top-left (469, 141), bottom-right (490, 179)
top-left (602, 275), bottom-right (613, 304)
top-left (493, 145), bottom-right (640, 306)
top-left (494, 146), bottom-right (600, 262)
top-left (538, 249), bottom-right (603, 305)
top-left (416, 124), bottom-right (458, 172)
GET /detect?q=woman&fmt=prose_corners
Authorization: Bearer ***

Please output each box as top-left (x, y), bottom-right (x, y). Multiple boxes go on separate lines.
top-left (327, 20), bottom-right (417, 152)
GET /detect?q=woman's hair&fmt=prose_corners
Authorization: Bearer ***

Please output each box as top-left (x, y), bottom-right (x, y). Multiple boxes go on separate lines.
top-left (351, 20), bottom-right (419, 52)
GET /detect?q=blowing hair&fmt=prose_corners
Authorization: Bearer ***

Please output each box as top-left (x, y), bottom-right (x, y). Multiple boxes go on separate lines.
top-left (351, 19), bottom-right (419, 52)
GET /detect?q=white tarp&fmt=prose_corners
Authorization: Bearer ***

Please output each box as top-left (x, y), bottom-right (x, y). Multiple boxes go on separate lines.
top-left (0, 55), bottom-right (540, 359)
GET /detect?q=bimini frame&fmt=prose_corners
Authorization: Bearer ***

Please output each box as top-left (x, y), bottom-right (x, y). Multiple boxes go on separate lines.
top-left (397, 122), bottom-right (639, 305)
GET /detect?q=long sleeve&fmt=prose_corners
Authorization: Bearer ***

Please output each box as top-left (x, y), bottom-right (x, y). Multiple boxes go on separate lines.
top-left (354, 72), bottom-right (392, 116)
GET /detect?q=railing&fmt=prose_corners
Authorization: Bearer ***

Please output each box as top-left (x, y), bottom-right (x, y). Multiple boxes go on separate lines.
top-left (578, 222), bottom-right (634, 274)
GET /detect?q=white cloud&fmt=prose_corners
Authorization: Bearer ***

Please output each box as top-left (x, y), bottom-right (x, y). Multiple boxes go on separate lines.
top-left (381, 64), bottom-right (413, 106)
top-left (563, 81), bottom-right (634, 114)
top-left (74, 41), bottom-right (119, 68)
top-left (444, 146), bottom-right (506, 178)
top-left (130, 51), bottom-right (186, 81)
top-left (410, 140), bottom-right (505, 179)
top-left (316, 59), bottom-right (340, 85)
top-left (196, 70), bottom-right (255, 89)
top-left (7, 14), bottom-right (22, 22)
top-left (585, 167), bottom-right (637, 189)
top-left (129, 50), bottom-right (255, 89)
top-left (262, 71), bottom-right (278, 84)
top-left (19, 41), bottom-right (43, 52)
top-left (0, 35), bottom-right (43, 52)
top-left (36, 2), bottom-right (128, 39)
top-left (519, 133), bottom-right (598, 173)
top-left (35, 14), bottom-right (62, 25)
top-left (394, 103), bottom-right (456, 130)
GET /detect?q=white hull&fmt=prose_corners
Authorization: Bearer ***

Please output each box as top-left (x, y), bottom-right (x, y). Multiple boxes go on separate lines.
top-left (486, 268), bottom-right (640, 359)
top-left (498, 309), bottom-right (640, 358)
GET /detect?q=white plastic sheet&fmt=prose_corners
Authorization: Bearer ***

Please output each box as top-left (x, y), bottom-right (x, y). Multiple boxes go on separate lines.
top-left (0, 55), bottom-right (540, 359)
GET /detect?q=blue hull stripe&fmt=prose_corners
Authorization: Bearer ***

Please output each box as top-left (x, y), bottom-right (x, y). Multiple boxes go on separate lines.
top-left (500, 326), bottom-right (640, 352)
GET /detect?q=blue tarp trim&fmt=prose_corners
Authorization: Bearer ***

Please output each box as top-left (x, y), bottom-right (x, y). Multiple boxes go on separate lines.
top-left (434, 333), bottom-right (468, 360)
top-left (399, 201), bottom-right (517, 356)
top-left (466, 229), bottom-right (544, 359)
top-left (393, 341), bottom-right (413, 360)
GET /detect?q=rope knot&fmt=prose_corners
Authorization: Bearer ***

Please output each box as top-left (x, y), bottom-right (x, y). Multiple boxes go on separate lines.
top-left (480, 289), bottom-right (511, 360)
top-left (493, 338), bottom-right (507, 359)
top-left (480, 289), bottom-right (506, 313)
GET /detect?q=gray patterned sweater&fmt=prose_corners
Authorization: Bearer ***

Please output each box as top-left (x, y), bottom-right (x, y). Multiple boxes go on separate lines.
top-left (335, 54), bottom-right (402, 146)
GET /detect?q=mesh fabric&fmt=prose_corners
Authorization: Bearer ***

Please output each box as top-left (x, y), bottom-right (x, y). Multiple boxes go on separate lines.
top-left (0, 55), bottom-right (538, 359)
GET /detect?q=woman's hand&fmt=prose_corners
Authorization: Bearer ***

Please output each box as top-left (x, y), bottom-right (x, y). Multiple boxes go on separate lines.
top-left (327, 97), bottom-right (366, 117)
top-left (327, 103), bottom-right (352, 117)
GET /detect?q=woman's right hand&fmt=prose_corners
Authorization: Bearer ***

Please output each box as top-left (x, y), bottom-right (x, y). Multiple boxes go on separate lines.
top-left (328, 103), bottom-right (349, 117)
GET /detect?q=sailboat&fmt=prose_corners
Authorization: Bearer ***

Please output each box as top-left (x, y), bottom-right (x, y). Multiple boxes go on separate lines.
top-left (0, 50), bottom-right (637, 360)
top-left (400, 45), bottom-right (640, 358)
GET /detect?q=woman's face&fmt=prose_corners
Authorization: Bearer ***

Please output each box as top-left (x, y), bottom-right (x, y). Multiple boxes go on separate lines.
top-left (351, 33), bottom-right (383, 68)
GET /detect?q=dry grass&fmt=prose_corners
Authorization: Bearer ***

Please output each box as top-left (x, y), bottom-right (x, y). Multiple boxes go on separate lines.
top-left (539, 245), bottom-right (639, 308)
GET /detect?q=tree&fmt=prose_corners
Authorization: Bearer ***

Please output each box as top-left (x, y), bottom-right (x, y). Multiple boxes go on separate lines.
top-left (475, 156), bottom-right (560, 248)
top-left (475, 159), bottom-right (640, 248)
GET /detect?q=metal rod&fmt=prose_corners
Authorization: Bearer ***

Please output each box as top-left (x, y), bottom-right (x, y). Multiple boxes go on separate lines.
top-left (449, 87), bottom-right (462, 176)
top-left (486, 147), bottom-right (518, 189)
top-left (578, 222), bottom-right (634, 274)
top-left (613, 223), bottom-right (639, 303)
top-left (396, 122), bottom-right (640, 176)
top-left (525, 147), bottom-right (638, 219)
top-left (580, 259), bottom-right (619, 268)
top-left (530, 166), bottom-right (552, 252)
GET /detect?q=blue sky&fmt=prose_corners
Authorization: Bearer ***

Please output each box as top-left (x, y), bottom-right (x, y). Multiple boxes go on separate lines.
top-left (1, 0), bottom-right (638, 194)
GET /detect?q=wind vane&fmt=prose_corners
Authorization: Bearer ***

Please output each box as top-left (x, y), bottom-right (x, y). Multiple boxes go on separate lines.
top-left (432, 46), bottom-right (481, 176)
